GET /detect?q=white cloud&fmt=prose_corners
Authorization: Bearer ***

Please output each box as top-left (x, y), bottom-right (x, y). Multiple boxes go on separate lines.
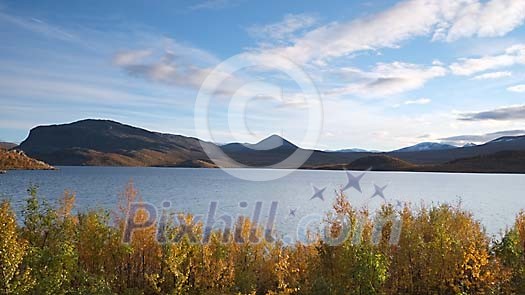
top-left (508, 84), bottom-right (525, 93)
top-left (113, 50), bottom-right (152, 66)
top-left (111, 39), bottom-right (248, 96)
top-left (450, 44), bottom-right (525, 75)
top-left (247, 13), bottom-right (317, 43)
top-left (393, 98), bottom-right (431, 108)
top-left (327, 62), bottom-right (446, 97)
top-left (439, 129), bottom-right (525, 145)
top-left (471, 71), bottom-right (512, 80)
top-left (436, 0), bottom-right (525, 42)
top-left (404, 98), bottom-right (432, 105)
top-left (432, 59), bottom-right (444, 66)
top-left (256, 0), bottom-right (525, 65)
top-left (112, 41), bottom-right (316, 104)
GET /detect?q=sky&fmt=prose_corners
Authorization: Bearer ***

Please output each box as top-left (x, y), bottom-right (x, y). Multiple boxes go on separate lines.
top-left (1, 0), bottom-right (525, 151)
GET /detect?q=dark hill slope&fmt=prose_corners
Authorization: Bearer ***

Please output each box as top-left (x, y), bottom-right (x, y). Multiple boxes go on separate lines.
top-left (18, 119), bottom-right (224, 167)
top-left (308, 151), bottom-right (525, 174)
top-left (349, 155), bottom-right (416, 171)
top-left (389, 136), bottom-right (525, 164)
top-left (428, 150), bottom-right (525, 173)
top-left (307, 155), bottom-right (416, 171)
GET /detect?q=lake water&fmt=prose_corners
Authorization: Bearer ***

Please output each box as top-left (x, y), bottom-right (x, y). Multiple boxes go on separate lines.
top-left (1, 166), bottom-right (524, 239)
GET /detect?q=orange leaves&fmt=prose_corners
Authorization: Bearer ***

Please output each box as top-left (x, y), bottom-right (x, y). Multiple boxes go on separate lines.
top-left (384, 203), bottom-right (498, 294)
top-left (2, 185), bottom-right (525, 294)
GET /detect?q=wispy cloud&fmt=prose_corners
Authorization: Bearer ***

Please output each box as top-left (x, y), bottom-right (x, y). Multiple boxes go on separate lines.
top-left (440, 130), bottom-right (525, 145)
top-left (0, 10), bottom-right (93, 49)
top-left (254, 0), bottom-right (525, 65)
top-left (403, 98), bottom-right (431, 105)
top-left (247, 13), bottom-right (317, 44)
top-left (507, 84), bottom-right (525, 93)
top-left (394, 98), bottom-right (432, 107)
top-left (326, 62), bottom-right (446, 97)
top-left (115, 51), bottom-right (211, 90)
top-left (433, 0), bottom-right (525, 42)
top-left (458, 105), bottom-right (525, 121)
top-left (112, 39), bottom-right (234, 93)
top-left (450, 44), bottom-right (525, 76)
top-left (112, 41), bottom-right (312, 105)
top-left (113, 50), bottom-right (152, 66)
top-left (472, 71), bottom-right (512, 80)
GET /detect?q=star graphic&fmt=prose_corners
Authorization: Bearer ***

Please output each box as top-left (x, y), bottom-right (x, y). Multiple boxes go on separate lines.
top-left (310, 185), bottom-right (326, 201)
top-left (289, 208), bottom-right (297, 217)
top-left (342, 171), bottom-right (365, 193)
top-left (395, 199), bottom-right (403, 209)
top-left (371, 184), bottom-right (388, 201)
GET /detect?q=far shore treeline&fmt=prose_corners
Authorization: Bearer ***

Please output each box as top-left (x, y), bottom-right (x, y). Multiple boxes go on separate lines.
top-left (2, 182), bottom-right (525, 294)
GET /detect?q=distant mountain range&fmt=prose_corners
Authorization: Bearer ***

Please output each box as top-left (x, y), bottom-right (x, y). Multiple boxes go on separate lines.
top-left (12, 119), bottom-right (525, 173)
top-left (462, 143), bottom-right (477, 148)
top-left (393, 142), bottom-right (457, 153)
top-left (328, 148), bottom-right (377, 153)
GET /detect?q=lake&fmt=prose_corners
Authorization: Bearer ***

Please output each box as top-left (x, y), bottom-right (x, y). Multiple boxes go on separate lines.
top-left (1, 166), bottom-right (524, 239)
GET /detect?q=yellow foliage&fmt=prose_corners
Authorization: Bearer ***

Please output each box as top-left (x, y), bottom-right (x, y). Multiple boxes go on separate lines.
top-left (0, 201), bottom-right (34, 294)
top-left (2, 186), bottom-right (524, 294)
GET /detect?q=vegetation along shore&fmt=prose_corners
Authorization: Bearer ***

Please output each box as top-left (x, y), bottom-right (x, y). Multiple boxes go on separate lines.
top-left (2, 183), bottom-right (525, 294)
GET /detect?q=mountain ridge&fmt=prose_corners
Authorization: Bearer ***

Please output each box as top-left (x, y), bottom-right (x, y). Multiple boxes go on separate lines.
top-left (15, 119), bottom-right (525, 173)
top-left (393, 142), bottom-right (457, 153)
top-left (18, 119), bottom-right (225, 167)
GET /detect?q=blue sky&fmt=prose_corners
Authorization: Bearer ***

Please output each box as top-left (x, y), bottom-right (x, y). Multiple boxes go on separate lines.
top-left (1, 0), bottom-right (525, 150)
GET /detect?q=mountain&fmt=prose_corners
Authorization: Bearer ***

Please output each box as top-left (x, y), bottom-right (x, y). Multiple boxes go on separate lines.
top-left (463, 143), bottom-right (477, 148)
top-left (220, 135), bottom-right (376, 167)
top-left (330, 148), bottom-right (371, 153)
top-left (304, 135), bottom-right (525, 172)
top-left (394, 142), bottom-right (457, 153)
top-left (220, 134), bottom-right (309, 167)
top-left (0, 142), bottom-right (16, 150)
top-left (430, 151), bottom-right (525, 173)
top-left (488, 136), bottom-right (525, 144)
top-left (307, 151), bottom-right (525, 173)
top-left (17, 120), bottom-right (365, 168)
top-left (388, 135), bottom-right (525, 164)
top-left (16, 119), bottom-right (525, 173)
top-left (18, 119), bottom-right (224, 167)
top-left (221, 134), bottom-right (298, 153)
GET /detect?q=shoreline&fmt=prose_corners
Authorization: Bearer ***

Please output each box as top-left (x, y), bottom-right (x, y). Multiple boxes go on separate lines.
top-left (5, 164), bottom-right (525, 175)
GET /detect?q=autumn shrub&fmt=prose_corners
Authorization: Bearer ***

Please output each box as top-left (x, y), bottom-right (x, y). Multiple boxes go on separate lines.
top-left (383, 202), bottom-right (497, 294)
top-left (493, 210), bottom-right (525, 293)
top-left (307, 192), bottom-right (388, 295)
top-left (0, 200), bottom-right (34, 294)
top-left (0, 184), bottom-right (524, 294)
